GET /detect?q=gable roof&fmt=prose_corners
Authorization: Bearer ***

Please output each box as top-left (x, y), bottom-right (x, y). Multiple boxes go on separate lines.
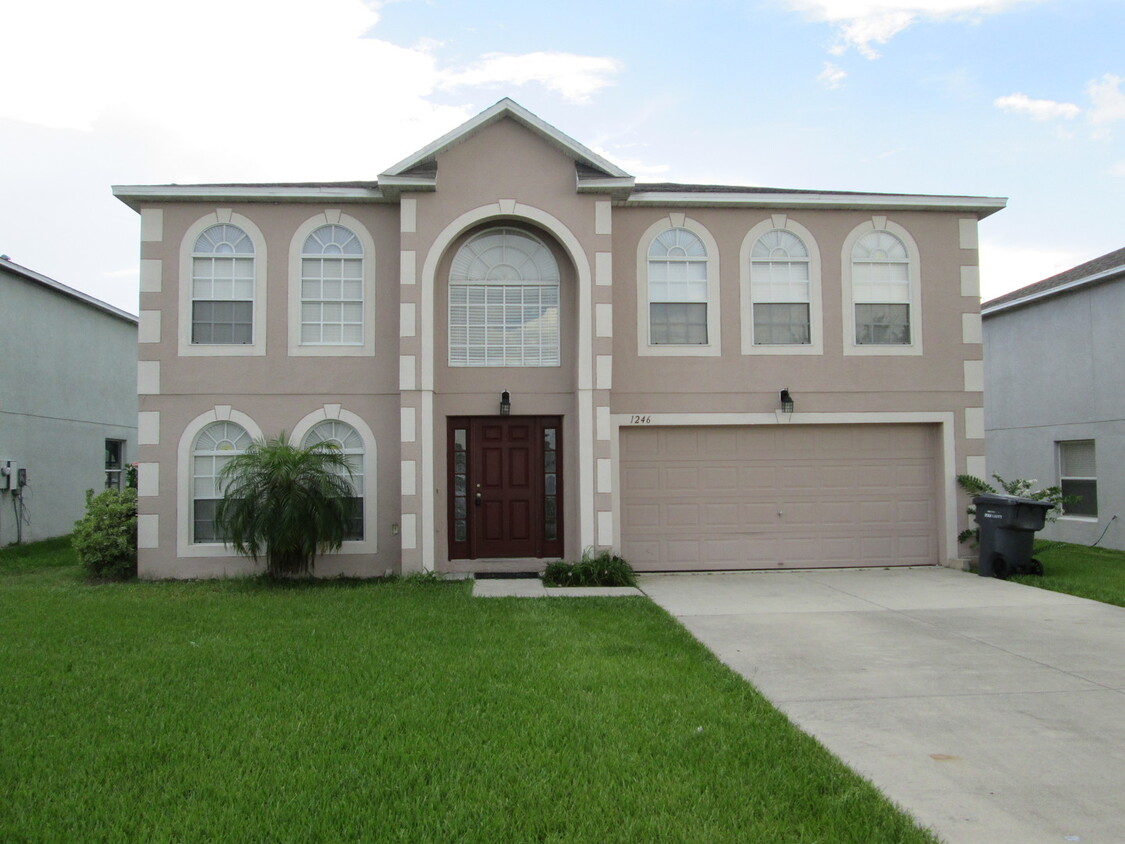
top-left (113, 98), bottom-right (1005, 215)
top-left (0, 256), bottom-right (138, 324)
top-left (380, 97), bottom-right (634, 186)
top-left (982, 246), bottom-right (1125, 317)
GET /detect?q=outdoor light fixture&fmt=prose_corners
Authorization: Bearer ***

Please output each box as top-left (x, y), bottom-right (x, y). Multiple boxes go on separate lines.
top-left (779, 388), bottom-right (795, 414)
top-left (500, 390), bottom-right (511, 416)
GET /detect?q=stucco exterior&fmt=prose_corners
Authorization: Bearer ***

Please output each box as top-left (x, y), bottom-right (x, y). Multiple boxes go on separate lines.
top-left (114, 98), bottom-right (1003, 578)
top-left (983, 254), bottom-right (1125, 550)
top-left (0, 258), bottom-right (138, 544)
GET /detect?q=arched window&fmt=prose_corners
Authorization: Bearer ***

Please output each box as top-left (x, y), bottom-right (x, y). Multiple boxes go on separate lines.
top-left (647, 228), bottom-right (709, 345)
top-left (851, 230), bottom-right (912, 345)
top-left (191, 224), bottom-right (255, 345)
top-left (192, 421), bottom-right (251, 542)
top-left (302, 420), bottom-right (365, 540)
top-left (300, 224), bottom-right (364, 345)
top-left (750, 230), bottom-right (811, 345)
top-left (448, 227), bottom-right (561, 366)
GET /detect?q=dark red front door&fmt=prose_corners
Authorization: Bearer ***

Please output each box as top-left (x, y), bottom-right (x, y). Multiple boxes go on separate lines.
top-left (448, 417), bottom-right (562, 559)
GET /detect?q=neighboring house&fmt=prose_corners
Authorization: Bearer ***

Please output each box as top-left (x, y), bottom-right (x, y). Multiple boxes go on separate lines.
top-left (0, 257), bottom-right (138, 545)
top-left (982, 248), bottom-right (1124, 551)
top-left (113, 98), bottom-right (1004, 578)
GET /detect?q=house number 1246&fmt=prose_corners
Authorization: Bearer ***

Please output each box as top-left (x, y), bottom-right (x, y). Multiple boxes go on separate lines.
top-left (629, 415), bottom-right (653, 424)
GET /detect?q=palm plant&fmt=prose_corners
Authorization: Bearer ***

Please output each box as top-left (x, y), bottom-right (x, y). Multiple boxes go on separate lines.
top-left (215, 433), bottom-right (356, 577)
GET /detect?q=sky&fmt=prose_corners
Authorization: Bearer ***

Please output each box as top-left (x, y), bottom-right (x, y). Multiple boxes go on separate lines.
top-left (2, 0), bottom-right (1122, 315)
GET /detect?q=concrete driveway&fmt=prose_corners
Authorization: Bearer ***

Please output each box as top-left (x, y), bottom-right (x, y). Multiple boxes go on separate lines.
top-left (639, 567), bottom-right (1125, 844)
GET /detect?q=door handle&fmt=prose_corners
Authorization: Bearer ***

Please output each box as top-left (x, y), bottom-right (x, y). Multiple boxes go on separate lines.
top-left (475, 492), bottom-right (482, 507)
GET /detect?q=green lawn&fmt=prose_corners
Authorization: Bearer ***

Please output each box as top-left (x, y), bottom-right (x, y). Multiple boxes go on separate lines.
top-left (1011, 540), bottom-right (1125, 607)
top-left (0, 539), bottom-right (937, 844)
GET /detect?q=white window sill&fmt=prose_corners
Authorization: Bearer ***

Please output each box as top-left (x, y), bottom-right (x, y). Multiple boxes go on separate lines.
top-left (1058, 515), bottom-right (1099, 523)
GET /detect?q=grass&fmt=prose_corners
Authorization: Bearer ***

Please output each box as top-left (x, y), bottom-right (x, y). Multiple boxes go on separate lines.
top-left (0, 538), bottom-right (938, 844)
top-left (1010, 540), bottom-right (1125, 607)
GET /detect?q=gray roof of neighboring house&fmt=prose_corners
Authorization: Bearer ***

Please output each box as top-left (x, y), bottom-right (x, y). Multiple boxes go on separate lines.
top-left (982, 246), bottom-right (1125, 316)
top-left (0, 256), bottom-right (138, 324)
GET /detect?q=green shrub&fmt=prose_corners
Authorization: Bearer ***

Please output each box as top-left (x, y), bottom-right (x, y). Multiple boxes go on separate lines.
top-left (543, 548), bottom-right (637, 587)
top-left (72, 488), bottom-right (138, 579)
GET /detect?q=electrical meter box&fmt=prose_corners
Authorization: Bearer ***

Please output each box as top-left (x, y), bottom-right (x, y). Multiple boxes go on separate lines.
top-left (0, 461), bottom-right (15, 491)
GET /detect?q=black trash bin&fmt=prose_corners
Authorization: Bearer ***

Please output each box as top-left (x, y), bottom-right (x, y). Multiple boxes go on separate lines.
top-left (973, 493), bottom-right (1051, 578)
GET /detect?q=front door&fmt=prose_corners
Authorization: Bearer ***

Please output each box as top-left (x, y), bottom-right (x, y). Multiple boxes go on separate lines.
top-left (448, 416), bottom-right (562, 559)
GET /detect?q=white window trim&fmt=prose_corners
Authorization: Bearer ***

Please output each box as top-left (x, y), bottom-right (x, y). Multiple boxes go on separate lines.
top-left (291, 406), bottom-right (379, 554)
top-left (177, 407), bottom-right (264, 558)
top-left (288, 211), bottom-right (377, 357)
top-left (178, 210), bottom-right (268, 357)
top-left (1056, 439), bottom-right (1097, 519)
top-left (635, 214), bottom-right (721, 357)
top-left (740, 215), bottom-right (823, 356)
top-left (841, 217), bottom-right (922, 356)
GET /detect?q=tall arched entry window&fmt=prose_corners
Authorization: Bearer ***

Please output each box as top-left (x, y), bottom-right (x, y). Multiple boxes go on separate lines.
top-left (447, 227), bottom-right (561, 367)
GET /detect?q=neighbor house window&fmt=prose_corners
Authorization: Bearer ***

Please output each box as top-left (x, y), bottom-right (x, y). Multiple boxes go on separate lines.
top-left (851, 230), bottom-right (911, 345)
top-left (192, 224), bottom-right (255, 344)
top-left (1058, 440), bottom-right (1097, 517)
top-left (750, 230), bottom-right (811, 345)
top-left (448, 227), bottom-right (560, 367)
top-left (192, 421), bottom-right (251, 542)
top-left (302, 420), bottom-right (365, 540)
top-left (105, 439), bottom-right (124, 490)
top-left (647, 228), bottom-right (709, 344)
top-left (301, 225), bottom-right (364, 345)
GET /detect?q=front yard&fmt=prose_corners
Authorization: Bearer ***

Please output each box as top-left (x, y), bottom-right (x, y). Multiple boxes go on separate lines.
top-left (0, 538), bottom-right (936, 843)
top-left (1011, 540), bottom-right (1125, 607)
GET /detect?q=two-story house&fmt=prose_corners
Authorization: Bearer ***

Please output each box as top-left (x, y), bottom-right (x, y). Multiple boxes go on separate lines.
top-left (113, 99), bottom-right (1004, 578)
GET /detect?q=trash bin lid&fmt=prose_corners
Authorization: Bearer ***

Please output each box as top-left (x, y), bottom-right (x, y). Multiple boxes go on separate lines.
top-left (972, 493), bottom-right (1051, 510)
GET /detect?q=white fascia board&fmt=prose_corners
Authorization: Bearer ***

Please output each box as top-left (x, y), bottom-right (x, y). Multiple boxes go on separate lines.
top-left (623, 191), bottom-right (1008, 218)
top-left (375, 174), bottom-right (437, 199)
top-left (0, 257), bottom-right (139, 322)
top-left (112, 184), bottom-right (385, 211)
top-left (380, 98), bottom-right (631, 180)
top-left (982, 265), bottom-right (1125, 317)
top-left (576, 176), bottom-right (635, 198)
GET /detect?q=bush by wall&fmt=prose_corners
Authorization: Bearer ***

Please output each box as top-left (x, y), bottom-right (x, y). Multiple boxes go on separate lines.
top-left (543, 548), bottom-right (637, 587)
top-left (72, 488), bottom-right (137, 579)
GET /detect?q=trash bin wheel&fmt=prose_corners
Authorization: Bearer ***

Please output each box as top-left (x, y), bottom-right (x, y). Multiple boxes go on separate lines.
top-left (992, 554), bottom-right (1009, 580)
top-left (1028, 558), bottom-right (1044, 576)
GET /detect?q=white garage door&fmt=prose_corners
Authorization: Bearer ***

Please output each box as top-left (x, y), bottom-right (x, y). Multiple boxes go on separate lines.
top-left (620, 424), bottom-right (939, 571)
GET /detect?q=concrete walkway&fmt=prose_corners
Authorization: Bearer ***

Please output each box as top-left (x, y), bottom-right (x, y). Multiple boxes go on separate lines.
top-left (640, 567), bottom-right (1125, 844)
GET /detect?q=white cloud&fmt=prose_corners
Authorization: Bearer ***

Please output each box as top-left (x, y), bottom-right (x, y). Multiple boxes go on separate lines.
top-left (1109, 161), bottom-right (1125, 177)
top-left (1087, 74), bottom-right (1125, 125)
top-left (978, 242), bottom-right (1087, 301)
top-left (818, 62), bottom-right (848, 88)
top-left (590, 146), bottom-right (671, 177)
top-left (440, 52), bottom-right (623, 104)
top-left (785, 0), bottom-right (1037, 58)
top-left (993, 93), bottom-right (1081, 121)
top-left (0, 0), bottom-right (620, 183)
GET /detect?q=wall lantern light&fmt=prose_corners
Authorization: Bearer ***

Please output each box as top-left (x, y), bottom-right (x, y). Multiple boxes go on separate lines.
top-left (779, 388), bottom-right (795, 414)
top-left (500, 390), bottom-right (512, 416)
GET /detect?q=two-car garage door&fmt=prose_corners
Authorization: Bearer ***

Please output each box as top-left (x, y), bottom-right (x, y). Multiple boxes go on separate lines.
top-left (620, 424), bottom-right (939, 571)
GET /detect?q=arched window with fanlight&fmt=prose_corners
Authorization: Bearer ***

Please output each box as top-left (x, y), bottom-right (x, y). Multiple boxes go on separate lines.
top-left (191, 224), bottom-right (255, 345)
top-left (851, 230), bottom-right (912, 345)
top-left (750, 229), bottom-right (812, 345)
top-left (191, 421), bottom-right (251, 542)
top-left (300, 224), bottom-right (364, 345)
top-left (448, 227), bottom-right (561, 367)
top-left (302, 420), bottom-right (365, 541)
top-left (647, 227), bottom-right (709, 345)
